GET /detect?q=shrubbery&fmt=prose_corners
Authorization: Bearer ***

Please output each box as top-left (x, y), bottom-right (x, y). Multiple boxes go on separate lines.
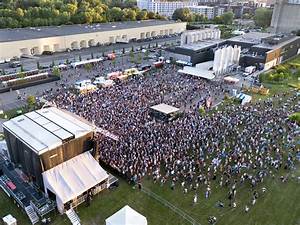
top-left (199, 106), bottom-right (205, 115)
top-left (260, 64), bottom-right (292, 82)
top-left (289, 112), bottom-right (300, 124)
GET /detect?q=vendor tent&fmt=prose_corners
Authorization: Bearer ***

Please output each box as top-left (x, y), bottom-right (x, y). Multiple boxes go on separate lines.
top-left (106, 205), bottom-right (147, 225)
top-left (42, 151), bottom-right (108, 213)
top-left (237, 93), bottom-right (252, 105)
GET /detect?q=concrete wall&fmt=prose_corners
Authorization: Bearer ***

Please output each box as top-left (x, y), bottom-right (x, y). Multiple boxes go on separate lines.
top-left (270, 0), bottom-right (300, 33)
top-left (0, 22), bottom-right (187, 62)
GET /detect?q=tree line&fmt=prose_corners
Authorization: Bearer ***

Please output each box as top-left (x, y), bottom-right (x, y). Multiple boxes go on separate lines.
top-left (0, 0), bottom-right (166, 28)
top-left (172, 8), bottom-right (234, 25)
top-left (172, 7), bottom-right (274, 28)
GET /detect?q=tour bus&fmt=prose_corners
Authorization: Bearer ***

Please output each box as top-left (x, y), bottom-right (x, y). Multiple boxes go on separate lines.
top-left (74, 80), bottom-right (97, 94)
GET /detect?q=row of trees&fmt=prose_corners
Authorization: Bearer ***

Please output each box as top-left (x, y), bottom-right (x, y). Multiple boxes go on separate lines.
top-left (172, 8), bottom-right (234, 25)
top-left (172, 7), bottom-right (274, 28)
top-left (0, 0), bottom-right (166, 28)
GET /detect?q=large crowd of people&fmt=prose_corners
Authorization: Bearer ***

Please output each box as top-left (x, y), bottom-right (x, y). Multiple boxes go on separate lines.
top-left (47, 63), bottom-right (299, 211)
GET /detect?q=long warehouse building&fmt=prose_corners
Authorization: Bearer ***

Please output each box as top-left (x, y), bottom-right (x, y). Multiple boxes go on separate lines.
top-left (0, 20), bottom-right (187, 62)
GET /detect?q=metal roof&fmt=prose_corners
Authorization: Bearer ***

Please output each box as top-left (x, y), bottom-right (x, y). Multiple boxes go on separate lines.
top-left (3, 107), bottom-right (94, 155)
top-left (228, 32), bottom-right (274, 44)
top-left (0, 20), bottom-right (183, 43)
top-left (150, 103), bottom-right (180, 115)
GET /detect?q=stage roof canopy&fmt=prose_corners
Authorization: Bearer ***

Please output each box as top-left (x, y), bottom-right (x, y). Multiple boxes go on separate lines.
top-left (42, 151), bottom-right (108, 209)
top-left (3, 107), bottom-right (94, 155)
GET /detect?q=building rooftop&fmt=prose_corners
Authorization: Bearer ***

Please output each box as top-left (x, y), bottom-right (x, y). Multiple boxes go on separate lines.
top-left (3, 107), bottom-right (94, 155)
top-left (189, 5), bottom-right (214, 8)
top-left (180, 39), bottom-right (224, 51)
top-left (0, 20), bottom-right (182, 43)
top-left (228, 32), bottom-right (274, 44)
top-left (150, 103), bottom-right (180, 115)
top-left (254, 35), bottom-right (300, 50)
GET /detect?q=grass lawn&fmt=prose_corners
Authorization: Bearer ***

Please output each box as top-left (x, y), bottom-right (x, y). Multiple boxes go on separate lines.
top-left (1, 167), bottom-right (299, 225)
top-left (0, 107), bottom-right (26, 119)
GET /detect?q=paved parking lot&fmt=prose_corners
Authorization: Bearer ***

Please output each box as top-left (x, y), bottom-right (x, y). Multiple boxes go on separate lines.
top-left (0, 40), bottom-right (177, 111)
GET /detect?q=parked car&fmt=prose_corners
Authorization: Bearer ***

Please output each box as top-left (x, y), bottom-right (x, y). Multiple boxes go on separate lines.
top-left (42, 51), bottom-right (54, 55)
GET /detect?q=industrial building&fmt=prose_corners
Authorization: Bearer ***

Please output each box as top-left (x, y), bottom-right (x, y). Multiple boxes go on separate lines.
top-left (167, 31), bottom-right (300, 70)
top-left (270, 0), bottom-right (300, 33)
top-left (168, 38), bottom-right (225, 65)
top-left (180, 28), bottom-right (221, 45)
top-left (0, 20), bottom-right (187, 62)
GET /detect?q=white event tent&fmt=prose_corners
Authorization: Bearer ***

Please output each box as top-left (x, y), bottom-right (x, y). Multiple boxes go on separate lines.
top-left (106, 205), bottom-right (147, 225)
top-left (42, 151), bottom-right (108, 213)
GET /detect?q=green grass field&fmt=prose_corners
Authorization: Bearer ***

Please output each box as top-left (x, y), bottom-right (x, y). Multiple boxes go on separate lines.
top-left (1, 167), bottom-right (299, 225)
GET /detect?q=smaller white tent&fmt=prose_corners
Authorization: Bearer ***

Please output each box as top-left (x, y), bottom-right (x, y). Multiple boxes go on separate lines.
top-left (237, 93), bottom-right (252, 105)
top-left (43, 151), bottom-right (108, 213)
top-left (106, 205), bottom-right (147, 225)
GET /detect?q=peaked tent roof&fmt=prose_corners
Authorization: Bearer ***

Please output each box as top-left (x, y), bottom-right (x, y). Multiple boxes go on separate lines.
top-left (106, 205), bottom-right (147, 225)
top-left (42, 151), bottom-right (108, 206)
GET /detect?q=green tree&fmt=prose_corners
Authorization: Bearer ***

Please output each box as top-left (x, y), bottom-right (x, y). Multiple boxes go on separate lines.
top-left (137, 53), bottom-right (142, 64)
top-left (199, 106), bottom-right (205, 115)
top-left (172, 8), bottom-right (193, 22)
top-left (214, 16), bottom-right (223, 24)
top-left (108, 7), bottom-right (124, 21)
top-left (194, 13), bottom-right (207, 22)
top-left (84, 63), bottom-right (92, 71)
top-left (254, 8), bottom-right (273, 28)
top-left (27, 95), bottom-right (36, 109)
top-left (123, 8), bottom-right (136, 21)
top-left (129, 50), bottom-right (135, 63)
top-left (136, 10), bottom-right (148, 20)
top-left (112, 58), bottom-right (116, 67)
top-left (52, 67), bottom-right (61, 77)
top-left (220, 12), bottom-right (234, 25)
top-left (147, 11), bottom-right (156, 19)
top-left (17, 71), bottom-right (25, 79)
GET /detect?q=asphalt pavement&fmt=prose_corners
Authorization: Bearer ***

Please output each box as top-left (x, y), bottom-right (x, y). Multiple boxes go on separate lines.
top-left (0, 40), bottom-right (177, 111)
